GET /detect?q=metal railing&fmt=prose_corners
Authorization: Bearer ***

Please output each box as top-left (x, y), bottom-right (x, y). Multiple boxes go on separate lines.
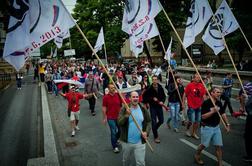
top-left (0, 73), bottom-right (12, 89)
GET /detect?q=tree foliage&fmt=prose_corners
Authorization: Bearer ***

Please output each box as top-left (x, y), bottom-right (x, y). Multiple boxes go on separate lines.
top-left (71, 0), bottom-right (126, 59)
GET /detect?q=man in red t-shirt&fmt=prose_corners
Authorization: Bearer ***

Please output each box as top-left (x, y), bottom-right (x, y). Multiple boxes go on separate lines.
top-left (183, 73), bottom-right (207, 139)
top-left (61, 85), bottom-right (87, 137)
top-left (102, 83), bottom-right (123, 153)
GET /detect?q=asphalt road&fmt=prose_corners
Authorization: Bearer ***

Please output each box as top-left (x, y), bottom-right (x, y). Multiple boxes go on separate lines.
top-left (0, 75), bottom-right (43, 166)
top-left (48, 87), bottom-right (251, 166)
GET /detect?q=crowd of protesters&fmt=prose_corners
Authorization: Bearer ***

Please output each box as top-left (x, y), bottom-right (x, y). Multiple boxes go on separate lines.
top-left (29, 58), bottom-right (252, 165)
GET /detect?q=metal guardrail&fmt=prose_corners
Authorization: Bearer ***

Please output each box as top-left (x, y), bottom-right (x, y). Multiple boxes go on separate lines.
top-left (0, 73), bottom-right (12, 89)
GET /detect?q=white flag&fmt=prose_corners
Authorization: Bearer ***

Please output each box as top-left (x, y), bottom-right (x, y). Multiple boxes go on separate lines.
top-left (202, 0), bottom-right (239, 55)
top-left (122, 0), bottom-right (161, 35)
top-left (129, 19), bottom-right (159, 57)
top-left (53, 47), bottom-right (57, 58)
top-left (130, 19), bottom-right (159, 46)
top-left (94, 27), bottom-right (105, 53)
top-left (183, 0), bottom-right (213, 48)
top-left (165, 37), bottom-right (172, 63)
top-left (3, 0), bottom-right (75, 71)
top-left (130, 37), bottom-right (144, 58)
top-left (54, 30), bottom-right (70, 48)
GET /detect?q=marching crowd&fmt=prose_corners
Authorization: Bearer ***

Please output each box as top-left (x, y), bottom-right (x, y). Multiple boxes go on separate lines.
top-left (26, 59), bottom-right (252, 166)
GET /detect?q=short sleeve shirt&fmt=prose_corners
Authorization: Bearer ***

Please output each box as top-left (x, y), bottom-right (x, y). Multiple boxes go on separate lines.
top-left (65, 92), bottom-right (84, 112)
top-left (102, 93), bottom-right (122, 120)
top-left (185, 82), bottom-right (206, 109)
top-left (201, 99), bottom-right (225, 127)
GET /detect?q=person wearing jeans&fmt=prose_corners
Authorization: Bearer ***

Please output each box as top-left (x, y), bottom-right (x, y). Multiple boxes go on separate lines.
top-left (143, 75), bottom-right (166, 143)
top-left (102, 84), bottom-right (123, 153)
top-left (167, 76), bottom-right (184, 132)
top-left (183, 73), bottom-right (207, 139)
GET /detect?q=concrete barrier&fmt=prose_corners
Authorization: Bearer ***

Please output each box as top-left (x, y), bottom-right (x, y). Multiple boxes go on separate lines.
top-left (27, 85), bottom-right (59, 166)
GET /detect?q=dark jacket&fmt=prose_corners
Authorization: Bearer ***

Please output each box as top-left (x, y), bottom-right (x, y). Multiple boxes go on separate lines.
top-left (168, 83), bottom-right (184, 103)
top-left (118, 103), bottom-right (151, 144)
top-left (143, 83), bottom-right (166, 107)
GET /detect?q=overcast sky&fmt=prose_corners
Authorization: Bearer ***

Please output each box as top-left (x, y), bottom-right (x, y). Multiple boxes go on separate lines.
top-left (62, 0), bottom-right (76, 13)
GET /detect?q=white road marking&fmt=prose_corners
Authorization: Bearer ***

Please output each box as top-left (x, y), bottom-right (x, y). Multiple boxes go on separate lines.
top-left (179, 138), bottom-right (232, 166)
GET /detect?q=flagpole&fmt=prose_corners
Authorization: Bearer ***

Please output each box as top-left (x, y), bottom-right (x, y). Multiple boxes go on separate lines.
top-left (158, 34), bottom-right (183, 105)
top-left (210, 16), bottom-right (248, 97)
top-left (103, 40), bottom-right (108, 66)
top-left (158, 1), bottom-right (228, 129)
top-left (59, 0), bottom-right (154, 152)
top-left (239, 26), bottom-right (252, 52)
top-left (69, 33), bottom-right (72, 49)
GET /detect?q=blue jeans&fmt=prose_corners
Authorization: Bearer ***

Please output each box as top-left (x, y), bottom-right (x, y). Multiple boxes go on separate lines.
top-left (107, 119), bottom-right (120, 149)
top-left (187, 107), bottom-right (201, 123)
top-left (53, 83), bottom-right (58, 96)
top-left (150, 106), bottom-right (164, 139)
top-left (169, 102), bottom-right (180, 129)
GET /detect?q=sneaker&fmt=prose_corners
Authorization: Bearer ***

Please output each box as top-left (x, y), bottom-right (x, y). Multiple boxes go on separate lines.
top-left (71, 130), bottom-right (75, 137)
top-left (194, 154), bottom-right (204, 165)
top-left (174, 128), bottom-right (179, 133)
top-left (75, 126), bottom-right (80, 131)
top-left (186, 130), bottom-right (191, 137)
top-left (91, 112), bottom-right (96, 116)
top-left (192, 134), bottom-right (200, 140)
top-left (243, 156), bottom-right (252, 162)
top-left (113, 147), bottom-right (120, 153)
top-left (154, 138), bottom-right (161, 143)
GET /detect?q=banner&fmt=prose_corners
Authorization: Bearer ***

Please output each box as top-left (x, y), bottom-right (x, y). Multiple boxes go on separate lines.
top-left (183, 0), bottom-right (213, 48)
top-left (64, 49), bottom-right (75, 57)
top-left (3, 0), bottom-right (75, 70)
top-left (202, 0), bottom-right (239, 55)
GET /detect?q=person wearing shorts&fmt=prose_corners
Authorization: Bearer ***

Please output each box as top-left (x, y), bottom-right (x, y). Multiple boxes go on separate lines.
top-left (183, 73), bottom-right (206, 139)
top-left (194, 87), bottom-right (230, 166)
top-left (61, 85), bottom-right (87, 137)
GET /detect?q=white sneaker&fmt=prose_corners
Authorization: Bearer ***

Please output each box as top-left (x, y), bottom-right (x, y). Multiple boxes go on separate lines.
top-left (113, 147), bottom-right (120, 153)
top-left (71, 130), bottom-right (75, 137)
top-left (75, 126), bottom-right (80, 131)
top-left (186, 130), bottom-right (191, 137)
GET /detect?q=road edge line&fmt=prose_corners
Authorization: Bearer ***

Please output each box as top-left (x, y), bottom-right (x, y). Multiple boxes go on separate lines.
top-left (27, 84), bottom-right (60, 166)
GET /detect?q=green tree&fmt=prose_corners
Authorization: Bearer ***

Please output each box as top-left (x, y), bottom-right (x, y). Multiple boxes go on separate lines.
top-left (71, 0), bottom-right (126, 60)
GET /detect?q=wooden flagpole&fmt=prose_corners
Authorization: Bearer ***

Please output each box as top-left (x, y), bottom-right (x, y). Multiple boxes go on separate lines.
top-left (158, 2), bottom-right (228, 129)
top-left (103, 27), bottom-right (109, 66)
top-left (158, 34), bottom-right (183, 105)
top-left (239, 27), bottom-right (252, 52)
top-left (210, 16), bottom-right (248, 97)
top-left (60, 0), bottom-right (154, 152)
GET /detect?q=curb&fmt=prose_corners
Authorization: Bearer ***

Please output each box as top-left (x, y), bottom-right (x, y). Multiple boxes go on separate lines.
top-left (27, 85), bottom-right (60, 166)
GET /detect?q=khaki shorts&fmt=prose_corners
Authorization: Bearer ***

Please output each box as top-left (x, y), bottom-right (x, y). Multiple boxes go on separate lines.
top-left (70, 111), bottom-right (80, 121)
